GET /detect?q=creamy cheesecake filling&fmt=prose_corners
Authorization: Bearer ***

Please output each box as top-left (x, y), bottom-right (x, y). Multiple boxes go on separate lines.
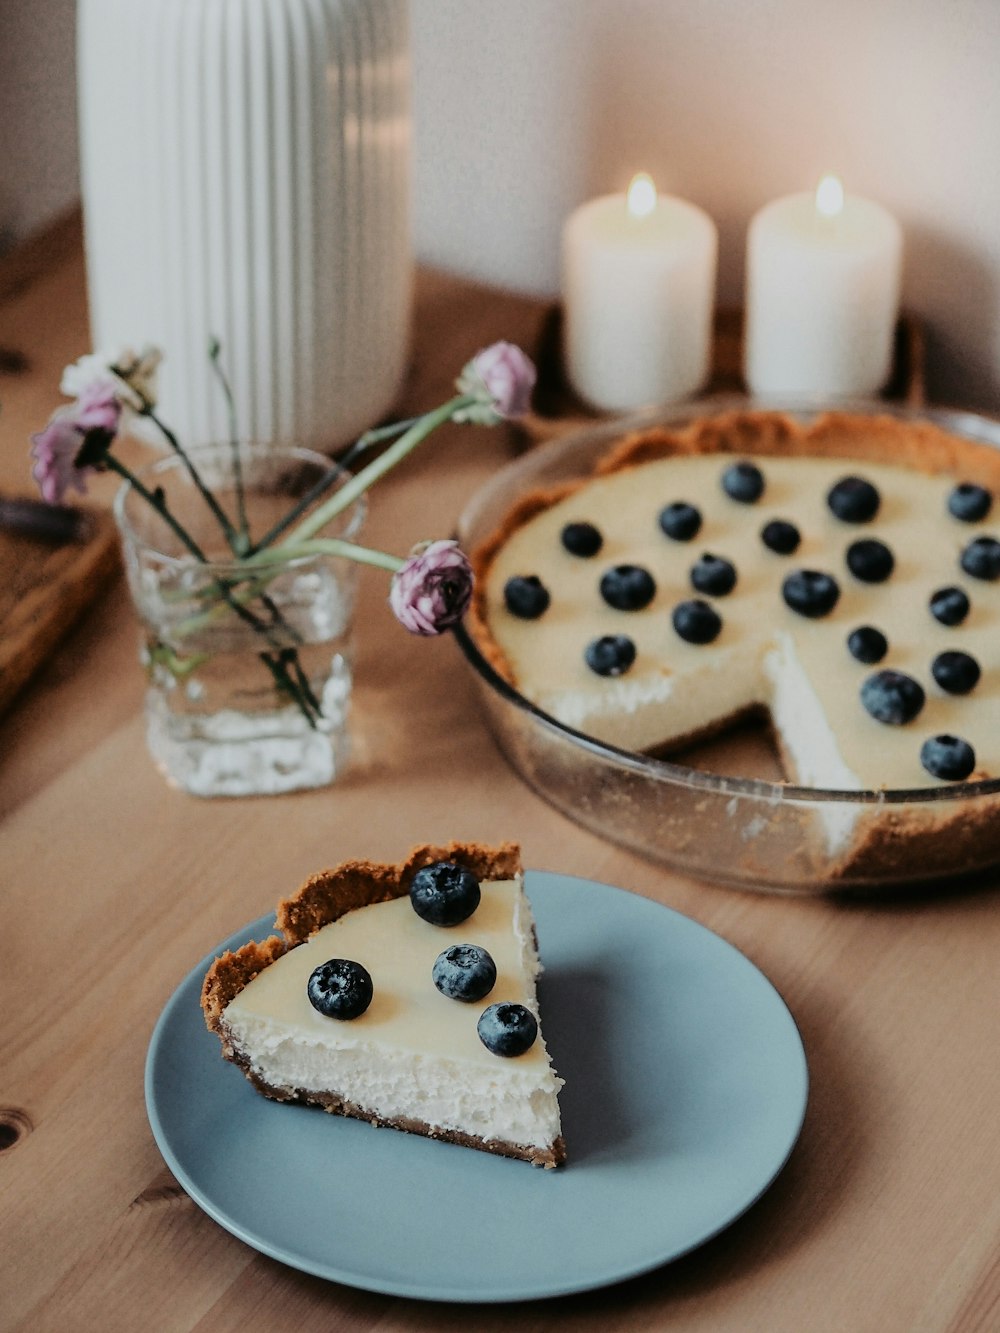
top-left (482, 452), bottom-right (1000, 794)
top-left (222, 878), bottom-right (563, 1152)
top-left (763, 634), bottom-right (865, 854)
top-left (764, 634), bottom-right (861, 792)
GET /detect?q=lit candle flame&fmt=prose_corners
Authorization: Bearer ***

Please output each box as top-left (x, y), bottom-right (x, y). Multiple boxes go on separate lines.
top-left (627, 172), bottom-right (657, 219)
top-left (815, 174), bottom-right (844, 218)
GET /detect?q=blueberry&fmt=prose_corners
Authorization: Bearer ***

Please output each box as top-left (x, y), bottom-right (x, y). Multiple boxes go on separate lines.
top-left (948, 483), bottom-right (992, 523)
top-left (761, 519), bottom-right (801, 555)
top-left (827, 475), bottom-right (881, 523)
top-left (585, 634), bottom-right (637, 676)
top-left (960, 536), bottom-right (1000, 581)
top-left (860, 669), bottom-right (925, 725)
top-left (658, 501), bottom-right (702, 542)
top-left (721, 460), bottom-right (765, 503)
top-left (409, 861), bottom-right (481, 927)
top-left (931, 650), bottom-right (981, 695)
top-left (432, 944), bottom-right (497, 1002)
top-left (929, 585), bottom-right (970, 627)
top-left (846, 538), bottom-right (895, 583)
top-left (920, 734), bottom-right (976, 782)
top-left (847, 626), bottom-right (888, 664)
top-left (561, 521), bottom-right (602, 557)
top-left (671, 599), bottom-right (723, 644)
top-left (504, 575), bottom-right (550, 619)
top-left (599, 564), bottom-right (656, 611)
top-left (690, 552), bottom-right (737, 596)
top-left (477, 1002), bottom-right (538, 1057)
top-left (307, 958), bottom-right (373, 1020)
top-left (782, 570), bottom-right (841, 618)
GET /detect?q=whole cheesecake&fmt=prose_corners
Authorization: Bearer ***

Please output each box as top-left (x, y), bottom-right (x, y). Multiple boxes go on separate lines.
top-left (202, 842), bottom-right (565, 1167)
top-left (468, 411), bottom-right (1000, 869)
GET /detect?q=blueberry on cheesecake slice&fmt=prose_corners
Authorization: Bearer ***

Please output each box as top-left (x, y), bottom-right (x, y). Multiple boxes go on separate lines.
top-left (201, 842), bottom-right (565, 1167)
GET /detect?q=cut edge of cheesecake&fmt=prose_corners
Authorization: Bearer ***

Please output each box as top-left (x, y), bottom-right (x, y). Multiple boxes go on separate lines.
top-left (201, 841), bottom-right (567, 1168)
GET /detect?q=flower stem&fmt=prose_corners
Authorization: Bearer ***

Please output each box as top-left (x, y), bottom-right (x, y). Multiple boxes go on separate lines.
top-left (145, 406), bottom-right (242, 551)
top-left (274, 394), bottom-right (476, 551)
top-left (105, 456), bottom-right (209, 562)
top-left (173, 538), bottom-right (403, 639)
top-left (244, 413), bottom-right (424, 556)
top-left (249, 538), bottom-right (404, 573)
top-left (207, 340), bottom-right (249, 547)
top-left (111, 456), bottom-right (317, 721)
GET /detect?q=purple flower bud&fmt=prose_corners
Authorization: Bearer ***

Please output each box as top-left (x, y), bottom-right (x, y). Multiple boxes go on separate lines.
top-left (29, 411), bottom-right (93, 505)
top-left (455, 342), bottom-right (537, 424)
top-left (389, 540), bottom-right (474, 636)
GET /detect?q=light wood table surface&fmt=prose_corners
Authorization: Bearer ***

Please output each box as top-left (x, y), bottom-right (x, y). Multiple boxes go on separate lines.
top-left (1, 217), bottom-right (998, 1333)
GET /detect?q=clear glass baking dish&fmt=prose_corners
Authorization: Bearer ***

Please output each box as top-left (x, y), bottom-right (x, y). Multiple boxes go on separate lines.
top-left (454, 398), bottom-right (1000, 895)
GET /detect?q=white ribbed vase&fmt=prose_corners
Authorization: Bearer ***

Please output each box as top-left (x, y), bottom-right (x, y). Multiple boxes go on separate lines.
top-left (77, 0), bottom-right (412, 455)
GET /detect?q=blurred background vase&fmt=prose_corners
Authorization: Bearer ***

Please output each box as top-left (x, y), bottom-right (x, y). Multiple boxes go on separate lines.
top-left (77, 0), bottom-right (412, 462)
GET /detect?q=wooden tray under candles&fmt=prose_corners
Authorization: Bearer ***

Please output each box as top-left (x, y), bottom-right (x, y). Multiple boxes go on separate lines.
top-left (518, 306), bottom-right (925, 448)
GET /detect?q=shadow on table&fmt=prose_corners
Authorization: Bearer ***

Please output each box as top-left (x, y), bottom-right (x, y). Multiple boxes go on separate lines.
top-left (543, 978), bottom-right (872, 1320)
top-left (540, 964), bottom-right (637, 1166)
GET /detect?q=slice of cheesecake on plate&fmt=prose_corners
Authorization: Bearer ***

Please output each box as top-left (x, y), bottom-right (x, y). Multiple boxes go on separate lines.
top-left (201, 841), bottom-right (565, 1167)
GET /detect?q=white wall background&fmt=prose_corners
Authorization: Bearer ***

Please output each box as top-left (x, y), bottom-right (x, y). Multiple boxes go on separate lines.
top-left (411, 0), bottom-right (1000, 410)
top-left (2, 0), bottom-right (999, 409)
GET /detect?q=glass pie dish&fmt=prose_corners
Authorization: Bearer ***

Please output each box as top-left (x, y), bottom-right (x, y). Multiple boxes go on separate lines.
top-left (454, 398), bottom-right (1000, 896)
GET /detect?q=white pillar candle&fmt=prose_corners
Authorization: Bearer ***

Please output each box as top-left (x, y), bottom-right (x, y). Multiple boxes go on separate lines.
top-left (562, 174), bottom-right (717, 413)
top-left (744, 176), bottom-right (903, 398)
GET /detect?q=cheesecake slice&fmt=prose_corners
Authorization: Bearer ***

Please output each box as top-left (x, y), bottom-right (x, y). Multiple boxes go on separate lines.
top-left (201, 842), bottom-right (566, 1167)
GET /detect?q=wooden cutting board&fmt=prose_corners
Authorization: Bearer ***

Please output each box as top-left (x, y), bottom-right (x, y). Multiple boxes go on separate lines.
top-left (0, 502), bottom-right (121, 715)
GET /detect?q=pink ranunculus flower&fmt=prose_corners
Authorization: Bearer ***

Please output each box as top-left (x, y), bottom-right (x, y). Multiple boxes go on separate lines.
top-left (455, 341), bottom-right (537, 424)
top-left (30, 411), bottom-right (92, 505)
top-left (389, 539), bottom-right (475, 636)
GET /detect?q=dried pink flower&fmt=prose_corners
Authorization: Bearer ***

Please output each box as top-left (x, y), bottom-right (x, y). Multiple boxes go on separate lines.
top-left (75, 376), bottom-right (123, 434)
top-left (389, 540), bottom-right (474, 636)
top-left (455, 342), bottom-right (537, 424)
top-left (61, 345), bottom-right (162, 412)
top-left (30, 381), bottom-right (123, 505)
top-left (30, 412), bottom-right (92, 505)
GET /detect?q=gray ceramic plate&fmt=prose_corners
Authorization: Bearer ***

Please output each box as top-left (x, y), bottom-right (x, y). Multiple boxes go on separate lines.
top-left (145, 872), bottom-right (808, 1302)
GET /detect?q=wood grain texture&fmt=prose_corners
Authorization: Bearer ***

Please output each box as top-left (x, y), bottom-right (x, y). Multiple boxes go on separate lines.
top-left (0, 224), bottom-right (998, 1333)
top-left (0, 506), bottom-right (120, 717)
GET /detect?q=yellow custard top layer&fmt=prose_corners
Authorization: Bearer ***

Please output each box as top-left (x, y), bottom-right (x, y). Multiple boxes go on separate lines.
top-left (482, 454), bottom-right (1000, 790)
top-left (225, 879), bottom-right (550, 1069)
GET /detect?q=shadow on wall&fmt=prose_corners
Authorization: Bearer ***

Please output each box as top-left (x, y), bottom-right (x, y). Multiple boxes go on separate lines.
top-left (909, 225), bottom-right (1000, 412)
top-left (0, 215), bottom-right (19, 262)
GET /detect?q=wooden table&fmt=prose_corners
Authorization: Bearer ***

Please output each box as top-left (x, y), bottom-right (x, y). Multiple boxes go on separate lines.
top-left (2, 216), bottom-right (998, 1333)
